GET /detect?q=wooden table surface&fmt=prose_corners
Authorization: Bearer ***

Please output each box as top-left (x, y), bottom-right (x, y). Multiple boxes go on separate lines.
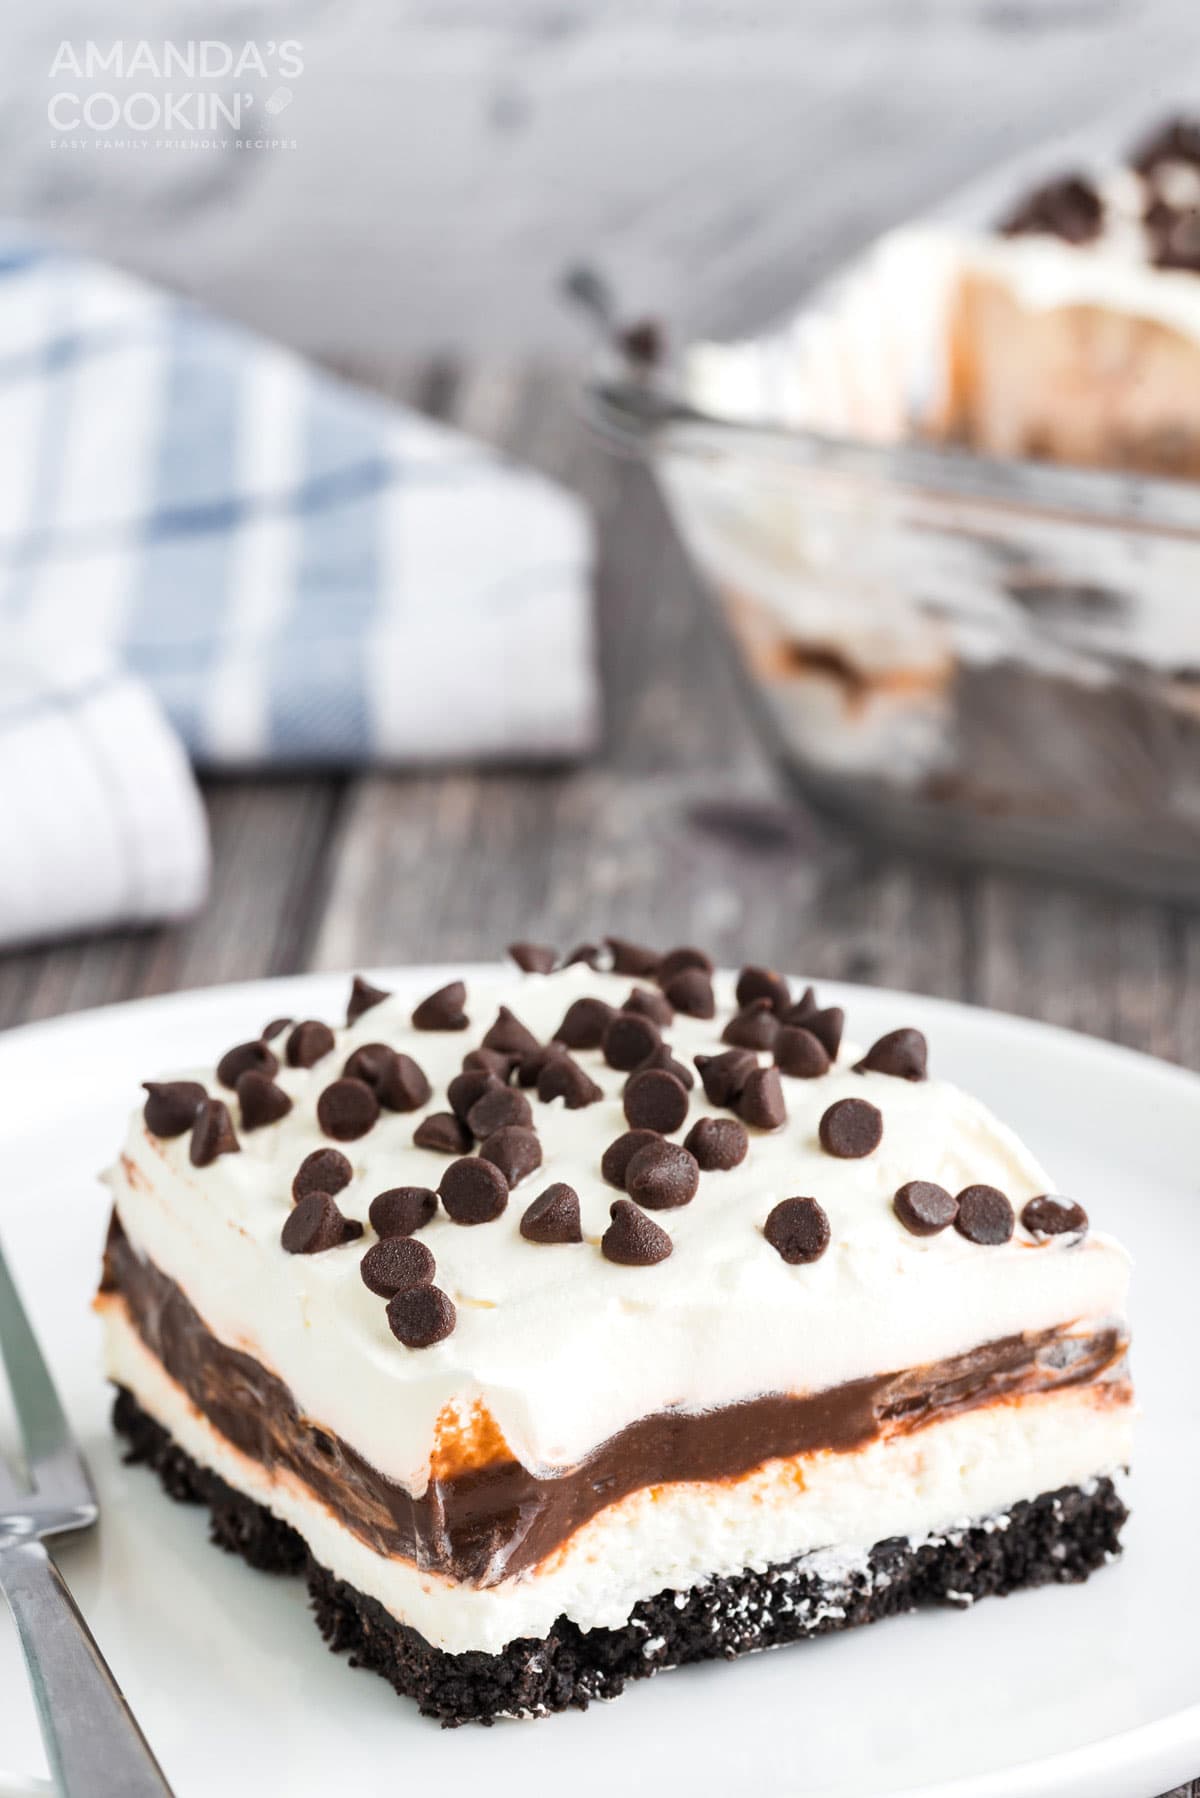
top-left (0, 357), bottom-right (1196, 1794)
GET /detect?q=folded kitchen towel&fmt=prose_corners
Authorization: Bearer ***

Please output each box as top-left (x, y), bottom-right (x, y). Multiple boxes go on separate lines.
top-left (0, 231), bottom-right (598, 946)
top-left (0, 232), bottom-right (597, 769)
top-left (0, 653), bottom-right (209, 949)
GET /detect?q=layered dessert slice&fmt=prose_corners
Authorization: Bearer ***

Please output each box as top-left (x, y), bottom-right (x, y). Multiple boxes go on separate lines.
top-left (942, 117), bottom-right (1200, 475)
top-left (97, 944), bottom-right (1133, 1724)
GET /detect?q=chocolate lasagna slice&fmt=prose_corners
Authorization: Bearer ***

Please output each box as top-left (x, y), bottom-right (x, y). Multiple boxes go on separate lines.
top-left (97, 948), bottom-right (1133, 1723)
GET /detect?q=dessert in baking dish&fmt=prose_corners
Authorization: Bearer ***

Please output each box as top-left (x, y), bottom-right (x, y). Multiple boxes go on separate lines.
top-left (668, 120), bottom-right (1200, 883)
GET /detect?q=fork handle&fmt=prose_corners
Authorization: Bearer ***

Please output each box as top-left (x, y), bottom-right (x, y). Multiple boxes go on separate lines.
top-left (0, 1537), bottom-right (174, 1797)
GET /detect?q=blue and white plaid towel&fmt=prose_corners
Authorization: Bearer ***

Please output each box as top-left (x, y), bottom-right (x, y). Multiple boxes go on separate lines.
top-left (0, 234), bottom-right (597, 948)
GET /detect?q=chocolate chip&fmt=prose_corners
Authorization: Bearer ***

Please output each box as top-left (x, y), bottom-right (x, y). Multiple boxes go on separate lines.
top-left (478, 1125), bottom-right (542, 1189)
top-left (216, 1040), bottom-right (278, 1091)
top-left (482, 1006), bottom-right (541, 1058)
top-left (656, 945), bottom-right (714, 986)
top-left (626, 1139), bottom-right (699, 1209)
top-left (1132, 116), bottom-right (1200, 174)
top-left (347, 975), bottom-right (391, 1026)
top-left (515, 1044), bottom-right (563, 1088)
top-left (142, 1080), bottom-right (206, 1138)
top-left (554, 996), bottom-right (615, 1049)
top-left (662, 967), bottom-right (716, 1019)
top-left (537, 1053), bottom-right (603, 1109)
top-left (467, 1084), bottom-right (533, 1137)
top-left (894, 1181), bottom-right (957, 1237)
top-left (448, 1068), bottom-right (498, 1126)
top-left (684, 1116), bottom-right (748, 1172)
top-left (440, 1156), bottom-right (509, 1224)
top-left (342, 1041), bottom-right (392, 1087)
top-left (237, 1070), bottom-right (293, 1132)
top-left (286, 1019), bottom-right (336, 1069)
top-left (774, 1026), bottom-right (830, 1079)
top-left (344, 1043), bottom-right (430, 1110)
top-left (1149, 205), bottom-right (1200, 271)
top-left (624, 985), bottom-right (674, 1027)
top-left (624, 1067), bottom-right (689, 1134)
top-left (316, 1077), bottom-right (380, 1142)
top-left (462, 1046), bottom-right (518, 1081)
top-left (955, 1185), bottom-right (1015, 1246)
top-left (565, 942), bottom-right (602, 969)
top-left (601, 1129), bottom-right (662, 1190)
top-left (520, 1183), bottom-right (582, 1245)
top-left (785, 985), bottom-right (819, 1023)
top-left (802, 1006), bottom-right (844, 1061)
top-left (694, 1048), bottom-right (757, 1109)
top-left (1001, 174), bottom-right (1103, 245)
top-left (634, 1043), bottom-right (695, 1090)
top-left (855, 1028), bottom-right (927, 1081)
top-left (738, 1066), bottom-right (787, 1131)
top-left (508, 941), bottom-right (558, 974)
top-left (605, 935), bottom-right (660, 977)
top-left (281, 1191), bottom-right (363, 1255)
top-left (261, 1017), bottom-right (291, 1042)
top-left (293, 1147), bottom-right (352, 1202)
top-left (818, 1097), bottom-right (881, 1158)
top-left (381, 1053), bottom-right (433, 1112)
top-left (735, 966), bottom-right (791, 1015)
top-left (764, 1196), bottom-right (830, 1264)
top-left (784, 985), bottom-right (841, 1050)
top-left (603, 1011), bottom-right (661, 1072)
top-left (601, 1199), bottom-right (673, 1265)
top-left (387, 1284), bottom-right (456, 1348)
top-left (550, 999), bottom-right (615, 1050)
top-left (360, 1235), bottom-right (436, 1296)
top-left (412, 981), bottom-right (469, 1032)
top-left (370, 1186), bottom-right (438, 1237)
top-left (1021, 1195), bottom-right (1088, 1239)
top-left (413, 1111), bottom-right (471, 1155)
top-left (190, 1098), bottom-right (240, 1167)
top-left (722, 999), bottom-right (779, 1050)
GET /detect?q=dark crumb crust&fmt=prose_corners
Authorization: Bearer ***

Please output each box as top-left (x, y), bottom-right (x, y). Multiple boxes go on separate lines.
top-left (113, 1386), bottom-right (1128, 1727)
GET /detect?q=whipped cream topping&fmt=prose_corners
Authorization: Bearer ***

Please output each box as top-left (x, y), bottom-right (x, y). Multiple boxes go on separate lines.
top-left (107, 963), bottom-right (1131, 1494)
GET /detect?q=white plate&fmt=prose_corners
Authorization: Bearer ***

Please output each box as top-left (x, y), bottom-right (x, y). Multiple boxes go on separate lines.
top-left (0, 969), bottom-right (1196, 1798)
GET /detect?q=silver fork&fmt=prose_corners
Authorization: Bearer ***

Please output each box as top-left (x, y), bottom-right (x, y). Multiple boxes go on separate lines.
top-left (0, 1235), bottom-right (173, 1797)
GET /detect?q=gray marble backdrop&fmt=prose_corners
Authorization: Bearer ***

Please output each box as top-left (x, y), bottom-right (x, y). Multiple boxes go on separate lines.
top-left (5, 0), bottom-right (1200, 358)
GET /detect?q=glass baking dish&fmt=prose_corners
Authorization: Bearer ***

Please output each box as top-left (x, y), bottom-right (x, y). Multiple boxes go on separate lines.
top-left (583, 124), bottom-right (1200, 900)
